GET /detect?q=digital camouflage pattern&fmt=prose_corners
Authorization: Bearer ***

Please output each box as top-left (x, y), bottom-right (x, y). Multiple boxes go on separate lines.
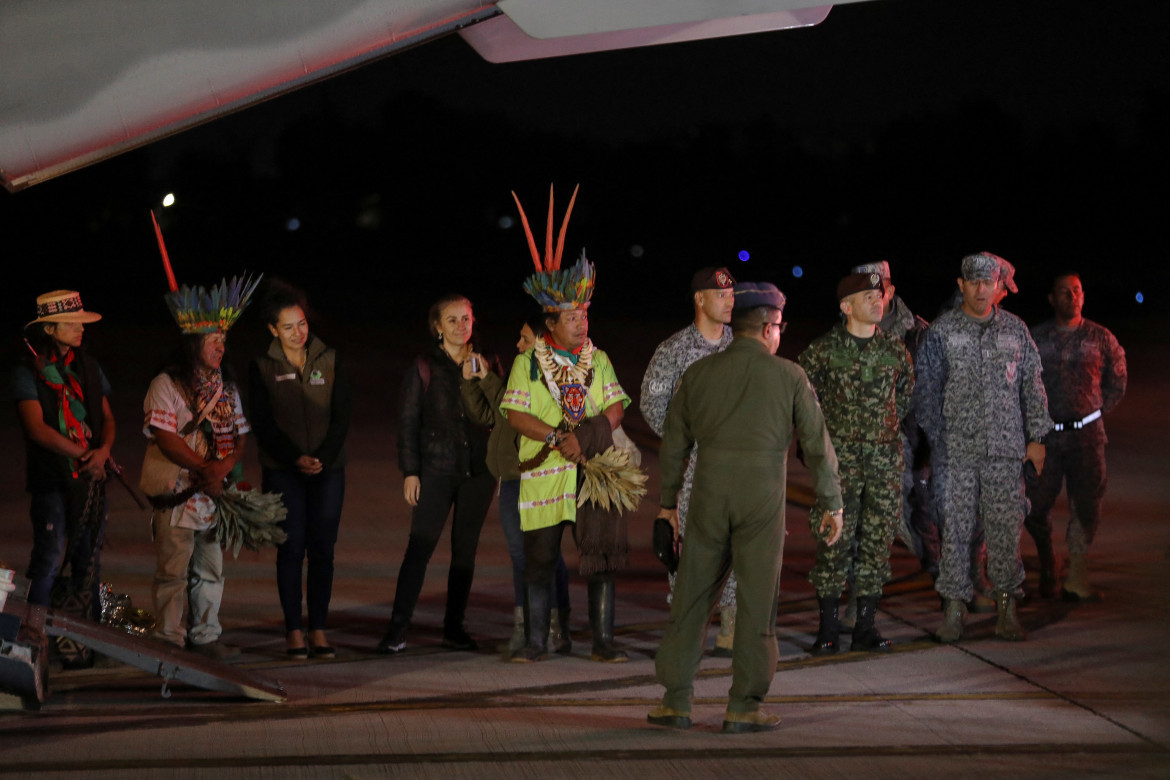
top-left (1025, 318), bottom-right (1126, 549)
top-left (799, 324), bottom-right (913, 597)
top-left (1029, 319), bottom-right (1126, 440)
top-left (639, 322), bottom-right (735, 606)
top-left (913, 307), bottom-right (1051, 463)
top-left (912, 306), bottom-right (1052, 601)
top-left (640, 323), bottom-right (734, 437)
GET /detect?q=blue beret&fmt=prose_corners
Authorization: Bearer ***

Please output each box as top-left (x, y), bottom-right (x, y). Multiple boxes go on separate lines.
top-left (733, 281), bottom-right (786, 311)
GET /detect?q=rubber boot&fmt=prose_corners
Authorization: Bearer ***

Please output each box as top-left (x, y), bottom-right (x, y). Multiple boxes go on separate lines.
top-left (549, 608), bottom-right (572, 655)
top-left (1061, 552), bottom-right (1100, 602)
top-left (712, 606), bottom-right (735, 658)
top-left (509, 584), bottom-right (550, 663)
top-left (851, 595), bottom-right (893, 652)
top-left (936, 598), bottom-right (966, 643)
top-left (809, 594), bottom-right (840, 656)
top-left (587, 579), bottom-right (628, 663)
top-left (994, 590), bottom-right (1026, 641)
top-left (506, 606), bottom-right (525, 654)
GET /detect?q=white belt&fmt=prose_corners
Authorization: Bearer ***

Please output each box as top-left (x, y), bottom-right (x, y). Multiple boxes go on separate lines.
top-left (1051, 409), bottom-right (1101, 432)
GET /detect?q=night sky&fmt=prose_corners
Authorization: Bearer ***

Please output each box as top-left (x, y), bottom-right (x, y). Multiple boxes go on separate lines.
top-left (3, 0), bottom-right (1168, 350)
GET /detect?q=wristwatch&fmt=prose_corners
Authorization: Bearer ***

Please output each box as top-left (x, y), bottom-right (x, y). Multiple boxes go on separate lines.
top-left (545, 430), bottom-right (559, 447)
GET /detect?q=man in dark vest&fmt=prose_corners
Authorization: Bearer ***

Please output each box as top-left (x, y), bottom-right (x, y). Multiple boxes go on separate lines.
top-left (13, 290), bottom-right (115, 623)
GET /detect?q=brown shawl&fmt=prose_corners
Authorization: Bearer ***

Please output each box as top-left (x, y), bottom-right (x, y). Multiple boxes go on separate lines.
top-left (572, 416), bottom-right (629, 575)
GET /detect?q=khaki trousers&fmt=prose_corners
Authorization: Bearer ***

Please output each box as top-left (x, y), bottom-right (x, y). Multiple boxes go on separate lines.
top-left (151, 511), bottom-right (224, 647)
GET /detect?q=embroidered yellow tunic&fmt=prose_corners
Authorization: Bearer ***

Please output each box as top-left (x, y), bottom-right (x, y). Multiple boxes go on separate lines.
top-left (500, 340), bottom-right (629, 531)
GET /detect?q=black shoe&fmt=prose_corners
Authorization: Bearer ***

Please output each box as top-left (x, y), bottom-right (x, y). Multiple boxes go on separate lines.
top-left (722, 710), bottom-right (782, 733)
top-left (377, 622), bottom-right (407, 655)
top-left (285, 646), bottom-right (309, 659)
top-left (647, 706), bottom-right (692, 730)
top-left (441, 627), bottom-right (479, 651)
top-left (310, 645), bottom-right (336, 659)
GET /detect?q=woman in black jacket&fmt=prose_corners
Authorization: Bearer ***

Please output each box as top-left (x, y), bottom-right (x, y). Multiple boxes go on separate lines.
top-left (377, 294), bottom-right (498, 654)
top-left (249, 282), bottom-right (352, 659)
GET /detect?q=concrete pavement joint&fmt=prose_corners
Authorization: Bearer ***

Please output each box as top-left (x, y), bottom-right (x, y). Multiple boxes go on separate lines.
top-left (1, 741), bottom-right (1165, 774)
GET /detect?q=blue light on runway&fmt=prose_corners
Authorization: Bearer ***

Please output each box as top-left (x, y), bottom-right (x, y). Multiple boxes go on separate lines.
top-left (285, 218), bottom-right (301, 231)
top-left (738, 250), bottom-right (750, 262)
top-left (792, 265), bottom-right (804, 278)
top-left (1136, 292), bottom-right (1144, 303)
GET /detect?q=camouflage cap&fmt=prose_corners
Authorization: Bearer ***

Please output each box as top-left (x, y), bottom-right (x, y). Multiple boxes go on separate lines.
top-left (850, 261), bottom-right (891, 280)
top-left (995, 256), bottom-right (1018, 293)
top-left (733, 281), bottom-right (786, 311)
top-left (961, 252), bottom-right (1004, 282)
top-left (690, 266), bottom-right (737, 292)
top-left (837, 272), bottom-right (885, 301)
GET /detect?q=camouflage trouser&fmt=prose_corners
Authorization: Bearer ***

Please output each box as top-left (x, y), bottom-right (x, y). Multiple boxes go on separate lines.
top-left (899, 429), bottom-right (942, 576)
top-left (934, 456), bottom-right (1027, 601)
top-left (1025, 432), bottom-right (1107, 554)
top-left (669, 449), bottom-right (738, 608)
top-left (809, 440), bottom-right (902, 598)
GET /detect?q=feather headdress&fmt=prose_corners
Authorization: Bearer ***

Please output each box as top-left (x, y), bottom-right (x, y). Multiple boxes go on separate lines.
top-left (151, 211), bottom-right (260, 333)
top-left (512, 184), bottom-right (595, 311)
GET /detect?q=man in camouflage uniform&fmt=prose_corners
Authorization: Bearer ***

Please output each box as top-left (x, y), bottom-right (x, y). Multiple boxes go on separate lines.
top-left (639, 266), bottom-right (737, 655)
top-left (647, 282), bottom-right (843, 733)
top-left (1026, 272), bottom-right (1126, 601)
top-left (850, 261), bottom-right (935, 586)
top-left (799, 272), bottom-right (913, 654)
top-left (913, 252), bottom-right (1052, 643)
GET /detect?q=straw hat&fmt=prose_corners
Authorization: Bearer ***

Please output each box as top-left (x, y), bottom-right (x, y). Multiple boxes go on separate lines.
top-left (26, 290), bottom-right (102, 329)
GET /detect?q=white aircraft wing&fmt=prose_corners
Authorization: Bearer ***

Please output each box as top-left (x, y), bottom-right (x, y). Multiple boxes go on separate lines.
top-left (0, 1), bottom-right (870, 192)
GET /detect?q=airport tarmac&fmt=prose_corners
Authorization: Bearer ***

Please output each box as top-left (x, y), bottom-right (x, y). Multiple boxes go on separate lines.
top-left (1, 323), bottom-right (1168, 777)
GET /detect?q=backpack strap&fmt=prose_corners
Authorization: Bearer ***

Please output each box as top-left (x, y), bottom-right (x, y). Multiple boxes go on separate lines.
top-left (416, 355), bottom-right (431, 394)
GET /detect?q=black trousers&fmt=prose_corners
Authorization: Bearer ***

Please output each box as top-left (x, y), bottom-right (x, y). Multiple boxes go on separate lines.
top-left (390, 472), bottom-right (494, 630)
top-left (522, 521), bottom-right (612, 585)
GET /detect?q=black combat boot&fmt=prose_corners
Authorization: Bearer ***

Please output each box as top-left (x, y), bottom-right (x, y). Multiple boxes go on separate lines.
top-left (509, 583), bottom-right (551, 663)
top-left (587, 579), bottom-right (628, 663)
top-left (851, 594), bottom-right (893, 651)
top-left (809, 594), bottom-right (841, 656)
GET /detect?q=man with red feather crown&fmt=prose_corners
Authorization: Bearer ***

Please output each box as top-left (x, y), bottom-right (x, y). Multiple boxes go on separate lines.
top-left (499, 185), bottom-right (645, 663)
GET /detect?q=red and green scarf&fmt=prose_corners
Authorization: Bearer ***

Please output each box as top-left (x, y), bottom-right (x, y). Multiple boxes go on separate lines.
top-left (36, 349), bottom-right (91, 477)
top-left (195, 369), bottom-right (238, 461)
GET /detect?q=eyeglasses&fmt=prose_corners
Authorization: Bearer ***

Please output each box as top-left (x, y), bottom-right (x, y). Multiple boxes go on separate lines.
top-left (765, 321), bottom-right (788, 334)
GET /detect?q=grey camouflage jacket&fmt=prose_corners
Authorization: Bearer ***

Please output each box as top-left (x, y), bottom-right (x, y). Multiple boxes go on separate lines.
top-left (912, 306), bottom-right (1052, 461)
top-left (639, 322), bottom-right (734, 436)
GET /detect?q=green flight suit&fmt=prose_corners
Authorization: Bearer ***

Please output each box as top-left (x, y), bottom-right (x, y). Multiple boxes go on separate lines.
top-left (655, 337), bottom-right (843, 714)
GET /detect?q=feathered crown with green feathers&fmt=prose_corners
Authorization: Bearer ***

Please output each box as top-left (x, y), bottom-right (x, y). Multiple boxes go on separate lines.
top-left (151, 211), bottom-right (261, 334)
top-left (512, 184), bottom-right (595, 312)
